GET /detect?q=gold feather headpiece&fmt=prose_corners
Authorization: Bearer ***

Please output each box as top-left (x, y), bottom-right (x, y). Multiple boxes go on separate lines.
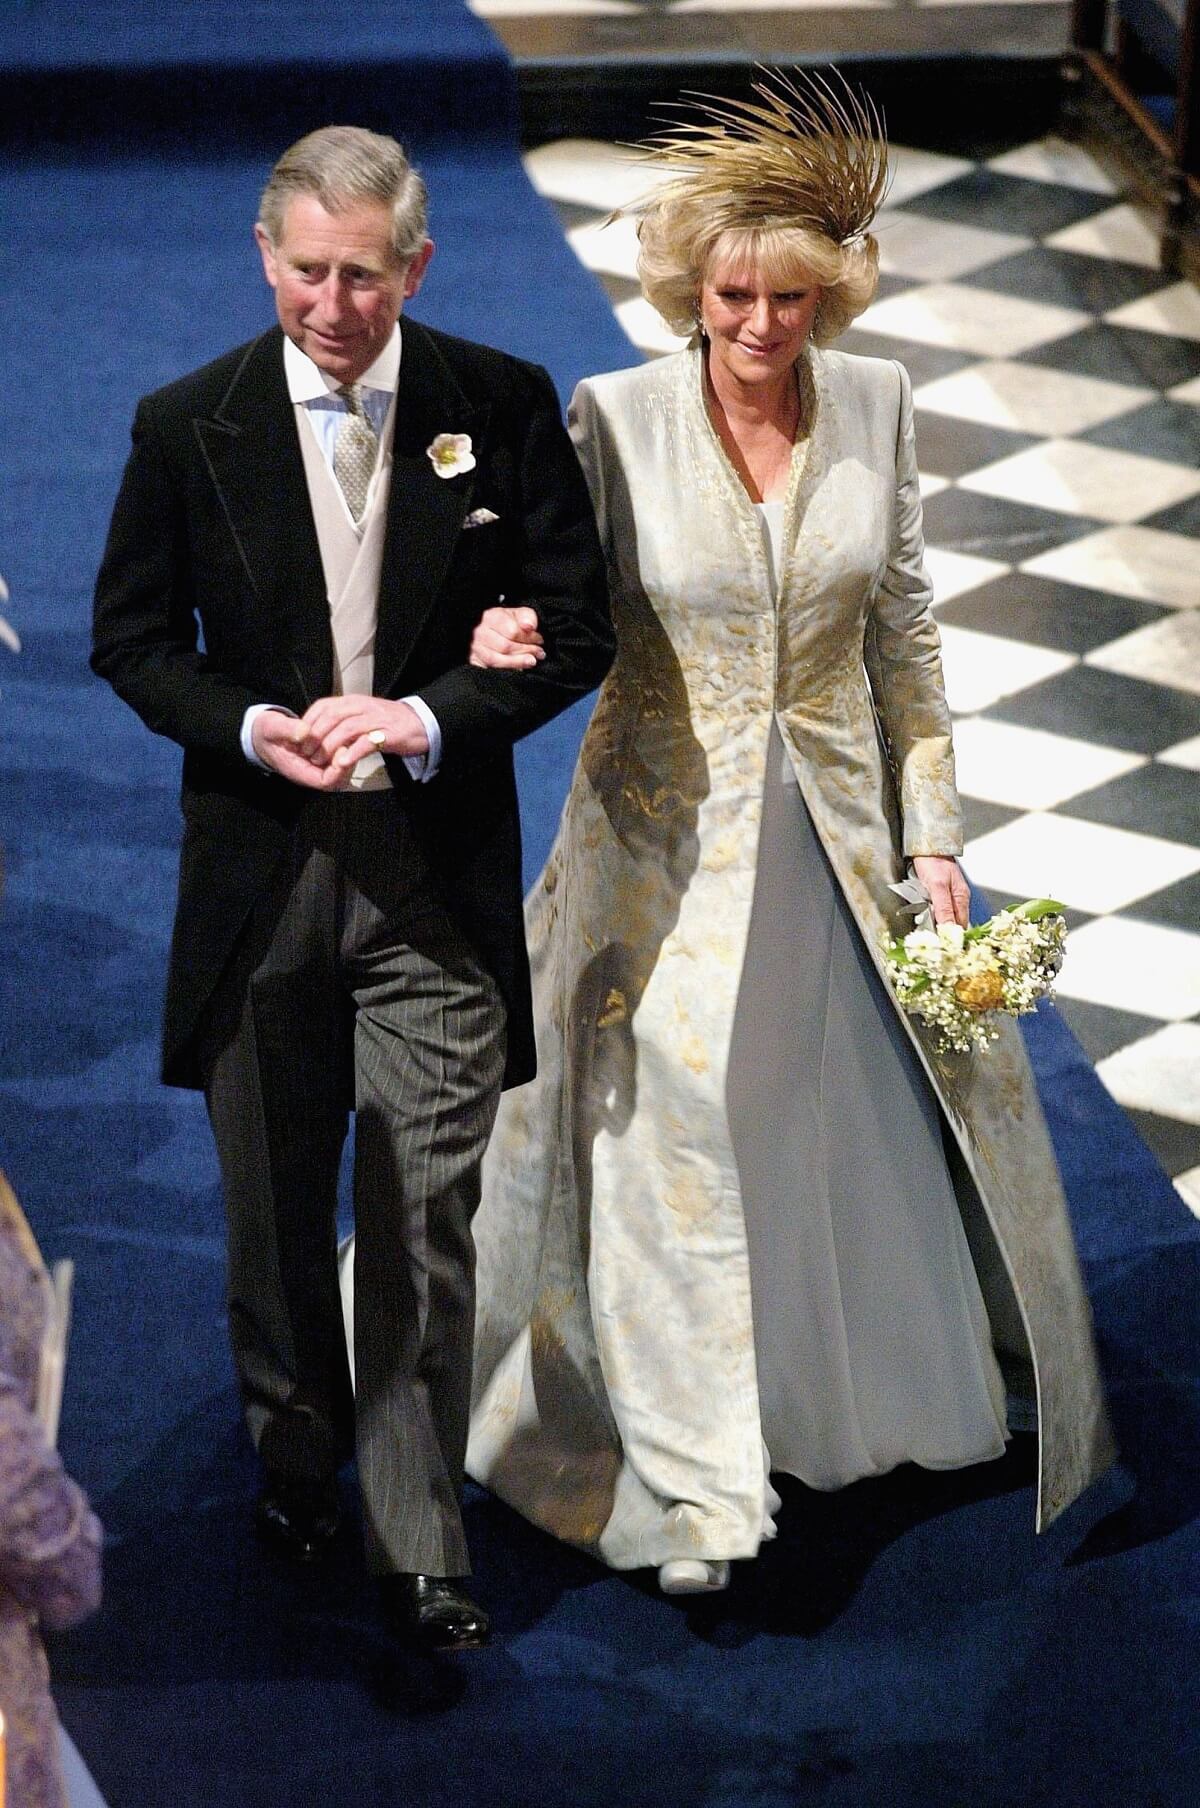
top-left (634, 66), bottom-right (889, 246)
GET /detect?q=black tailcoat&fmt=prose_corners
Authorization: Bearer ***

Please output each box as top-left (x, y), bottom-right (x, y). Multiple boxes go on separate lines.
top-left (93, 321), bottom-right (613, 1088)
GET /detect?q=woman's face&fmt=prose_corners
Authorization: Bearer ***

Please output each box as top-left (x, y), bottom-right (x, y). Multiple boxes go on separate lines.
top-left (699, 253), bottom-right (822, 390)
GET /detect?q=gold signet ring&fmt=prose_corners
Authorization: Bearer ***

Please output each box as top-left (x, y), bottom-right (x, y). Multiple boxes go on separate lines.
top-left (367, 729), bottom-right (387, 749)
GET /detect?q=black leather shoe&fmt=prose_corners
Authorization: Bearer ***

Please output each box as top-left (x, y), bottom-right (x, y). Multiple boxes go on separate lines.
top-left (382, 1574), bottom-right (491, 1651)
top-left (255, 1477), bottom-right (340, 1564)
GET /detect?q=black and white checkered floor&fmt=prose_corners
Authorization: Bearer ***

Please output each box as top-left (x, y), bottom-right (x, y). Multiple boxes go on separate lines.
top-left (526, 131), bottom-right (1200, 1214)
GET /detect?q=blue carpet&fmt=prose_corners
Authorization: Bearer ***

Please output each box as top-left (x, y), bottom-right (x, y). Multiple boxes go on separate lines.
top-left (1, 7), bottom-right (1199, 1805)
top-left (0, 1), bottom-right (501, 70)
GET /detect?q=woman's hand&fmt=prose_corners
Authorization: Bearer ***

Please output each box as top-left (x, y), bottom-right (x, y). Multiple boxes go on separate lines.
top-left (469, 605), bottom-right (544, 670)
top-left (912, 855), bottom-right (970, 930)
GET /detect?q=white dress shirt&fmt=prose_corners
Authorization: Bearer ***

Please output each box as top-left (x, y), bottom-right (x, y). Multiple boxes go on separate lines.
top-left (241, 325), bottom-right (441, 781)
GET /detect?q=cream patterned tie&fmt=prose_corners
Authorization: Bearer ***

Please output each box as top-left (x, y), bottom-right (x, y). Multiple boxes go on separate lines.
top-left (333, 383), bottom-right (378, 523)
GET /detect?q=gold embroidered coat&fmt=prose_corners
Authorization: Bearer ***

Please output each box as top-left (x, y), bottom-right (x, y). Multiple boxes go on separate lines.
top-left (467, 345), bottom-right (1113, 1567)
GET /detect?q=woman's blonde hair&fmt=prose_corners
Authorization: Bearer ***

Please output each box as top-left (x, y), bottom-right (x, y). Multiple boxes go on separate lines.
top-left (638, 206), bottom-right (879, 346)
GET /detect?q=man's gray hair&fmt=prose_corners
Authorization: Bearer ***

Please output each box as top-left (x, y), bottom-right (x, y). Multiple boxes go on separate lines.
top-left (258, 126), bottom-right (429, 264)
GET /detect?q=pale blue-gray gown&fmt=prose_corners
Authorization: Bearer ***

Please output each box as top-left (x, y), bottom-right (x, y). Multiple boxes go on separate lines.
top-left (729, 503), bottom-right (1007, 1491)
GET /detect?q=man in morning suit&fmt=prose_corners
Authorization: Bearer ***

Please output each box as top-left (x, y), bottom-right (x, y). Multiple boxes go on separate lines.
top-left (91, 126), bottom-right (613, 1650)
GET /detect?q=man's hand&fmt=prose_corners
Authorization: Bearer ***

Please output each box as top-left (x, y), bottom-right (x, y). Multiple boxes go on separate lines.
top-left (297, 695), bottom-right (429, 778)
top-left (252, 697), bottom-right (429, 789)
top-left (912, 855), bottom-right (971, 930)
top-left (469, 606), bottom-right (544, 670)
top-left (251, 708), bottom-right (339, 789)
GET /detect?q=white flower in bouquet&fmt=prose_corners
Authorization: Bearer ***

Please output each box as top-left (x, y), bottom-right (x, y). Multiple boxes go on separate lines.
top-left (884, 899), bottom-right (1067, 1054)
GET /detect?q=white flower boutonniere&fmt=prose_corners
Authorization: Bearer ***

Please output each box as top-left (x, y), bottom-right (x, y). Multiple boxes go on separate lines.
top-left (427, 432), bottom-right (476, 479)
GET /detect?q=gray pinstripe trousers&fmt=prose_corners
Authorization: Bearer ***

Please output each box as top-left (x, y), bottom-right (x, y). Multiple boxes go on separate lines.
top-left (201, 791), bottom-right (505, 1577)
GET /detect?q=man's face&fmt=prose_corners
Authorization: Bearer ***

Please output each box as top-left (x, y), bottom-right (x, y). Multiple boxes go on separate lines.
top-left (255, 194), bottom-right (433, 385)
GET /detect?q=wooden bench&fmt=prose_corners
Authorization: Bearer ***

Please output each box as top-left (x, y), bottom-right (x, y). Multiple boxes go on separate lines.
top-left (1073, 0), bottom-right (1199, 228)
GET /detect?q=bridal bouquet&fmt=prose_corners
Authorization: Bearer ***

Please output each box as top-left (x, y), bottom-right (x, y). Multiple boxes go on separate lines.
top-left (883, 899), bottom-right (1067, 1054)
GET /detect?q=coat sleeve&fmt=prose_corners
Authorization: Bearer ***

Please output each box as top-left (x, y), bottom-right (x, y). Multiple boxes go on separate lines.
top-left (864, 360), bottom-right (964, 858)
top-left (411, 364), bottom-right (614, 759)
top-left (0, 1379), bottom-right (102, 1631)
top-left (565, 378), bottom-right (610, 553)
top-left (91, 398), bottom-right (264, 761)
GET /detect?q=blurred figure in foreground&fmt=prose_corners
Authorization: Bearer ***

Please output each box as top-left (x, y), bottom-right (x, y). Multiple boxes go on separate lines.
top-left (0, 1173), bottom-right (102, 1808)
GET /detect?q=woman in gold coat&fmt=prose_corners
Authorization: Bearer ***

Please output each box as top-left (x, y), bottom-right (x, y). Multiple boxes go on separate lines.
top-left (465, 73), bottom-right (1113, 1594)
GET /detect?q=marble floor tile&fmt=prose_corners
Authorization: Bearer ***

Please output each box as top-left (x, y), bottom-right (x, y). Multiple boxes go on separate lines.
top-left (1019, 322), bottom-right (1200, 392)
top-left (1107, 283), bottom-right (1200, 343)
top-left (885, 144), bottom-right (976, 209)
top-left (613, 296), bottom-right (688, 355)
top-left (525, 139), bottom-right (658, 212)
top-left (1052, 913), bottom-right (1200, 1016)
top-left (857, 284), bottom-right (1089, 359)
top-left (1083, 397), bottom-right (1200, 467)
top-left (1022, 526), bottom-right (1200, 609)
top-left (937, 625), bottom-right (1077, 713)
top-left (924, 545), bottom-right (1011, 603)
top-left (594, 270), bottom-right (641, 311)
top-left (1060, 759), bottom-right (1200, 844)
top-left (874, 210), bottom-right (1030, 282)
top-left (949, 716), bottom-right (1145, 810)
top-left (912, 411), bottom-right (1038, 479)
top-left (988, 664), bottom-right (1200, 755)
top-left (934, 571), bottom-right (1168, 653)
top-left (896, 168), bottom-right (1112, 237)
top-left (1052, 994), bottom-right (1165, 1064)
top-left (985, 137), bottom-right (1118, 196)
top-left (963, 813), bottom-right (1200, 915)
top-left (1087, 611), bottom-right (1200, 697)
top-left (1097, 1023), bottom-right (1200, 1123)
top-left (675, 0), bottom-right (889, 8)
top-left (1045, 203), bottom-right (1163, 270)
top-left (1145, 492), bottom-right (1200, 538)
top-left (1175, 1165), bottom-right (1200, 1216)
top-left (840, 329), bottom-right (975, 388)
top-left (1126, 869), bottom-right (1200, 933)
top-left (912, 359), bottom-right (1152, 437)
top-left (1170, 376), bottom-right (1200, 407)
top-left (875, 271), bottom-right (924, 307)
top-left (473, 0), bottom-right (637, 13)
top-left (566, 213), bottom-right (641, 280)
top-left (1125, 1106), bottom-right (1200, 1177)
top-left (1055, 918), bottom-right (1200, 1019)
top-left (922, 484), bottom-right (1100, 564)
top-left (1159, 735), bottom-right (1200, 772)
top-left (549, 196), bottom-right (613, 234)
top-left (971, 246), bottom-right (1172, 314)
top-left (961, 795), bottom-right (1022, 841)
top-left (962, 439), bottom-right (1200, 524)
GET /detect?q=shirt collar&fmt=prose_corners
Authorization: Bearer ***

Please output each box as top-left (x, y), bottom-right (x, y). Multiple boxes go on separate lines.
top-left (283, 323), bottom-right (402, 403)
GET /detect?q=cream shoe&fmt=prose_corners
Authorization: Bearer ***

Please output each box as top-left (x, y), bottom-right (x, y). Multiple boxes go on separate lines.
top-left (657, 1559), bottom-right (730, 1595)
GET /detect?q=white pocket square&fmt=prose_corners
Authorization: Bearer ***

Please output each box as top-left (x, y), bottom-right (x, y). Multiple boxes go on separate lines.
top-left (463, 507), bottom-right (500, 529)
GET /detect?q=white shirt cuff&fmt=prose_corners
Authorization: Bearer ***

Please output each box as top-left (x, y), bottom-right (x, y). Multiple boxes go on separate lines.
top-left (241, 698), bottom-right (440, 782)
top-left (402, 694), bottom-right (441, 782)
top-left (241, 703), bottom-right (297, 771)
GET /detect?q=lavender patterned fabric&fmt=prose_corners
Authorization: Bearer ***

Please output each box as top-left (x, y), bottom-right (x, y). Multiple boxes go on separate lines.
top-left (0, 1181), bottom-right (102, 1808)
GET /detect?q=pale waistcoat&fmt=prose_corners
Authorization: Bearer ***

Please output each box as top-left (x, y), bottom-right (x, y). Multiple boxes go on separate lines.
top-left (296, 399), bottom-right (397, 790)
